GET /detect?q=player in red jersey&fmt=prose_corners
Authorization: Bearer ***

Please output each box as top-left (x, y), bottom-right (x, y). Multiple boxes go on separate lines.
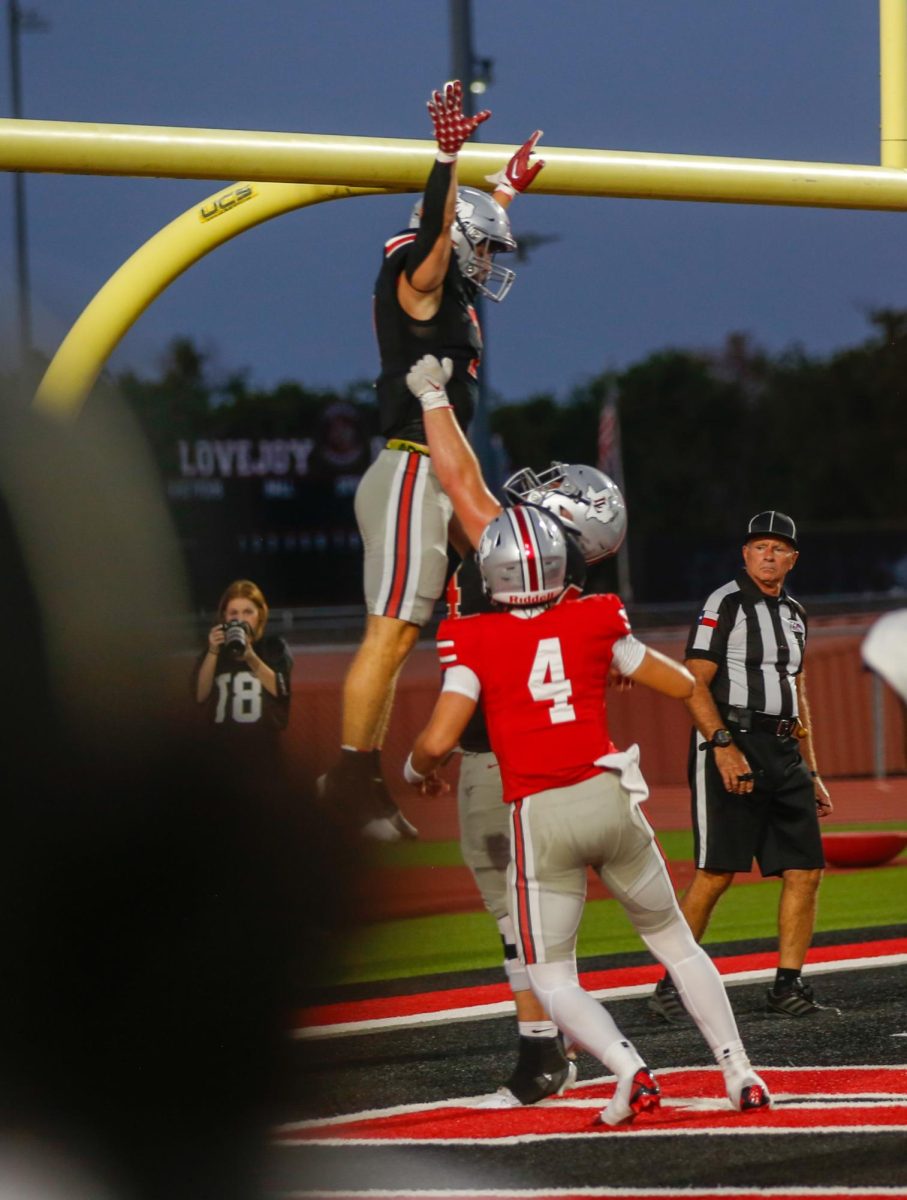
top-left (406, 505), bottom-right (771, 1124)
top-left (403, 352), bottom-right (625, 1105)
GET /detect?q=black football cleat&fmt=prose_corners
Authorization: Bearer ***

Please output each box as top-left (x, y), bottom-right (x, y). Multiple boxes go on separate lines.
top-left (483, 1034), bottom-right (577, 1107)
top-left (647, 976), bottom-right (689, 1025)
top-left (317, 762), bottom-right (419, 843)
top-left (766, 977), bottom-right (840, 1018)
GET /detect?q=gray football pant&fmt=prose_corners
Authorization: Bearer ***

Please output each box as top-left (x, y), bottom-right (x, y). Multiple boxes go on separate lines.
top-left (509, 771), bottom-right (742, 1061)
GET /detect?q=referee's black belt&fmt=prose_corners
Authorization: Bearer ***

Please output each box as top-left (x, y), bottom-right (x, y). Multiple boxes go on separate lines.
top-left (722, 705), bottom-right (798, 738)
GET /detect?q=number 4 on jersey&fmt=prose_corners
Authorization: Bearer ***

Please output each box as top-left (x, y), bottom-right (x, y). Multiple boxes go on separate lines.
top-left (528, 637), bottom-right (577, 725)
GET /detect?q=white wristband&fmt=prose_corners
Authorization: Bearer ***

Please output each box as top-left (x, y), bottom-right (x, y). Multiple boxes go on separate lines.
top-left (485, 168), bottom-right (516, 198)
top-left (419, 391), bottom-right (453, 414)
top-left (436, 150), bottom-right (457, 164)
top-left (403, 753), bottom-right (426, 784)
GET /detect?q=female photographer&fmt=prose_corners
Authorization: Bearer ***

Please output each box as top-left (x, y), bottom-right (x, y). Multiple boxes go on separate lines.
top-left (194, 579), bottom-right (292, 751)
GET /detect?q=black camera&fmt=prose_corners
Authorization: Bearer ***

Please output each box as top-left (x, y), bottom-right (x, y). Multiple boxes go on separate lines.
top-left (221, 619), bottom-right (252, 659)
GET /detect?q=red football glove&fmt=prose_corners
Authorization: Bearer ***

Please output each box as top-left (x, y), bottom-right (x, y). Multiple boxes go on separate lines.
top-left (427, 80), bottom-right (491, 157)
top-left (486, 130), bottom-right (546, 197)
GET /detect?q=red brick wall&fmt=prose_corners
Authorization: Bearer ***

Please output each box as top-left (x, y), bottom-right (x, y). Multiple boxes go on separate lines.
top-left (168, 618), bottom-right (905, 789)
top-left (278, 624), bottom-right (905, 787)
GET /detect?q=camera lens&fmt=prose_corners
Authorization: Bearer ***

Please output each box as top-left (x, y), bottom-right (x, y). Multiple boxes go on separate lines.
top-left (223, 620), bottom-right (248, 659)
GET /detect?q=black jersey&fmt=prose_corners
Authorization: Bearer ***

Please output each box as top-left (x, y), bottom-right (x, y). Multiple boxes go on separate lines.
top-left (373, 160), bottom-right (482, 443)
top-left (446, 534), bottom-right (588, 753)
top-left (685, 569), bottom-right (807, 717)
top-left (373, 241), bottom-right (481, 441)
top-left (193, 634), bottom-right (293, 750)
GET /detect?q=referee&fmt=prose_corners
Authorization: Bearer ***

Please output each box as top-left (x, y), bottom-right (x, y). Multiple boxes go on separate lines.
top-left (649, 511), bottom-right (837, 1021)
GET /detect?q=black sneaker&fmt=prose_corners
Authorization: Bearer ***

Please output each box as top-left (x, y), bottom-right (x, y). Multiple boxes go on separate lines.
top-left (766, 976), bottom-right (840, 1017)
top-left (491, 1035), bottom-right (577, 1106)
top-left (364, 775), bottom-right (419, 841)
top-left (647, 977), bottom-right (689, 1025)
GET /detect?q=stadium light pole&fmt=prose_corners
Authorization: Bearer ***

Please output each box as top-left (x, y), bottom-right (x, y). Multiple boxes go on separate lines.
top-left (449, 0), bottom-right (502, 492)
top-left (7, 0), bottom-right (47, 372)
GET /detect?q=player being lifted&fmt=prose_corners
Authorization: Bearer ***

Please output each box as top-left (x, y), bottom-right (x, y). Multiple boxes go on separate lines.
top-left (405, 503), bottom-right (772, 1123)
top-left (319, 81), bottom-right (545, 840)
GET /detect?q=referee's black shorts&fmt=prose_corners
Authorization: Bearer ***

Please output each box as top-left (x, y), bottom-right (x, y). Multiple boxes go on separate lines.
top-left (687, 728), bottom-right (825, 877)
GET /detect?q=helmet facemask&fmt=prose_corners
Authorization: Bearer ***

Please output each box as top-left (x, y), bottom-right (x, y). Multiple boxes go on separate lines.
top-left (409, 187), bottom-right (517, 302)
top-left (452, 188), bottom-right (517, 302)
top-left (451, 223), bottom-right (515, 302)
top-left (503, 463), bottom-right (627, 563)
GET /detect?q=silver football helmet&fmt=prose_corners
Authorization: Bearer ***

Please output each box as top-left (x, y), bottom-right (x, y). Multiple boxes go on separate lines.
top-left (477, 505), bottom-right (567, 607)
top-left (503, 462), bottom-right (627, 564)
top-left (409, 186), bottom-right (517, 302)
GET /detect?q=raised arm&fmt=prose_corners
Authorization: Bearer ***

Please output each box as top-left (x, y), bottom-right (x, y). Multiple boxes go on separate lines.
top-left (406, 354), bottom-right (501, 547)
top-left (195, 624), bottom-right (225, 703)
top-left (486, 129), bottom-right (546, 210)
top-left (399, 81), bottom-right (490, 316)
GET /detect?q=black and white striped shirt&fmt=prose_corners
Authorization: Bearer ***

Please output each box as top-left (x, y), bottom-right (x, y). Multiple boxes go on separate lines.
top-left (686, 570), bottom-right (807, 717)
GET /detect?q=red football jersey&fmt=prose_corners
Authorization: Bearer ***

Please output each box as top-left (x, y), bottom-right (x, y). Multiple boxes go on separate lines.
top-left (437, 593), bottom-right (633, 803)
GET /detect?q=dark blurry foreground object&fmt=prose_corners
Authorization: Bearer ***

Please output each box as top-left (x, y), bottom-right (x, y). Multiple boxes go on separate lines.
top-left (0, 393), bottom-right (353, 1199)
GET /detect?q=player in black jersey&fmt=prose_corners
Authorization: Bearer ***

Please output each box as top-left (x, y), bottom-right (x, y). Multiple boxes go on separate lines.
top-left (194, 579), bottom-right (292, 755)
top-left (320, 81), bottom-right (545, 841)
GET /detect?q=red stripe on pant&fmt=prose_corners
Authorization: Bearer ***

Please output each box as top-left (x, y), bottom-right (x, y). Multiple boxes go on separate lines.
top-left (510, 798), bottom-right (538, 965)
top-left (384, 453), bottom-right (420, 619)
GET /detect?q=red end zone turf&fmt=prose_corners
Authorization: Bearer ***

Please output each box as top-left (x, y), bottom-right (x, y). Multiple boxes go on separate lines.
top-left (275, 1065), bottom-right (907, 1143)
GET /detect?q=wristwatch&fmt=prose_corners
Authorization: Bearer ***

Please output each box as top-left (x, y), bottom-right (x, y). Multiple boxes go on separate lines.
top-left (705, 728), bottom-right (734, 749)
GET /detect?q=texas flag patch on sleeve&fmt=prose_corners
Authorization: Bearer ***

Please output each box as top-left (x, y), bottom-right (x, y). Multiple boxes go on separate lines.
top-left (698, 609), bottom-right (719, 628)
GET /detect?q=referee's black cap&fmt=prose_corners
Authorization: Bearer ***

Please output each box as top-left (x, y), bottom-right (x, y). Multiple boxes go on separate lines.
top-left (745, 510), bottom-right (798, 548)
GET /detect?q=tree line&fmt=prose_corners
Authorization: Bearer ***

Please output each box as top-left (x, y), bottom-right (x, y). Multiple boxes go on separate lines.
top-left (5, 310), bottom-right (899, 605)
top-left (113, 309), bottom-right (905, 535)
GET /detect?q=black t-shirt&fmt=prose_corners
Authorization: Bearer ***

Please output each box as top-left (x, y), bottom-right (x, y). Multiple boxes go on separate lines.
top-left (372, 159), bottom-right (486, 443)
top-left (193, 634), bottom-right (292, 751)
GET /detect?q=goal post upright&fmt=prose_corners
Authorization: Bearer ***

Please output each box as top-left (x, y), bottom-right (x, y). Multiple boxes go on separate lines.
top-left (33, 181), bottom-right (389, 416)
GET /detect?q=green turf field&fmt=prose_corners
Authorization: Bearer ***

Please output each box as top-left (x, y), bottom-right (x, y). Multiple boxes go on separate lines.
top-left (330, 822), bottom-right (906, 985)
top-left (372, 820), bottom-right (907, 869)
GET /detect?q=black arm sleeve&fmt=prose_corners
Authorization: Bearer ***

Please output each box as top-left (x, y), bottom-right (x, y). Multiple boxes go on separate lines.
top-left (405, 158), bottom-right (453, 282)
